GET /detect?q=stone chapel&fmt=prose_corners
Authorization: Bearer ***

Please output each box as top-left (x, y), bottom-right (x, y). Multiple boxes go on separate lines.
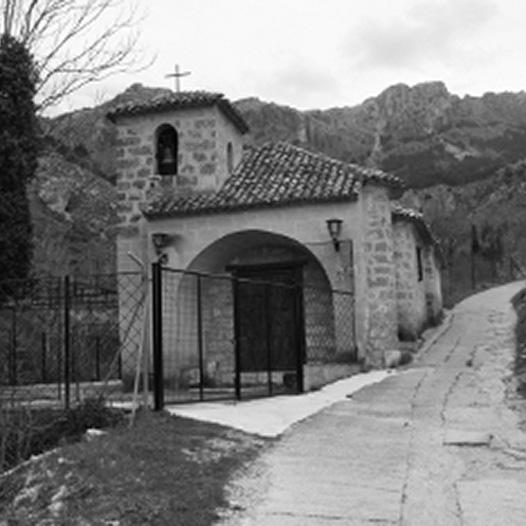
top-left (107, 90), bottom-right (442, 394)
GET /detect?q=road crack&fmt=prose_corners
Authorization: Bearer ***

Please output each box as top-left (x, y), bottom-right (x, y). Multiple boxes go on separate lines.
top-left (398, 369), bottom-right (429, 525)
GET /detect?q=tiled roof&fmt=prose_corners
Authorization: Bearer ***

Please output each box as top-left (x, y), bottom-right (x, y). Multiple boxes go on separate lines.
top-left (392, 205), bottom-right (436, 246)
top-left (106, 91), bottom-right (249, 133)
top-left (145, 142), bottom-right (403, 219)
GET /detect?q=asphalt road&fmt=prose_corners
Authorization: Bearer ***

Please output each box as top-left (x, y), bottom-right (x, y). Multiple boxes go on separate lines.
top-left (219, 281), bottom-right (526, 525)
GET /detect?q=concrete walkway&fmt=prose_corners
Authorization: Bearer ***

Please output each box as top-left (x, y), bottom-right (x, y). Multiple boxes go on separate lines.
top-left (218, 282), bottom-right (526, 525)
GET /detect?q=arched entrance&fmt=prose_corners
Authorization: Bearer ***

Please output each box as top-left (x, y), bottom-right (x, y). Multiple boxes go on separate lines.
top-left (160, 230), bottom-right (355, 402)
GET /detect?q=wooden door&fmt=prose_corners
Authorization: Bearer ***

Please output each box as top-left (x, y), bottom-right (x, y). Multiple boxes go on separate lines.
top-left (234, 265), bottom-right (302, 372)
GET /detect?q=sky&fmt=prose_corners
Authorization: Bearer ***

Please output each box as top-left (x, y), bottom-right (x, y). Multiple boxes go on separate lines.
top-left (51, 0), bottom-right (526, 115)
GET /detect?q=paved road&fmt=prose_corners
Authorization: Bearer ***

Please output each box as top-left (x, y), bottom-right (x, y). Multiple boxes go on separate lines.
top-left (219, 282), bottom-right (526, 525)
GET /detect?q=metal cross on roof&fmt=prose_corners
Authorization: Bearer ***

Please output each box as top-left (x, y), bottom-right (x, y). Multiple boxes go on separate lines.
top-left (165, 64), bottom-right (191, 92)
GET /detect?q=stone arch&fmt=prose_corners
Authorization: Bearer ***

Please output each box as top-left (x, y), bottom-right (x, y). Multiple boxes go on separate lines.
top-left (155, 123), bottom-right (178, 175)
top-left (163, 230), bottom-right (355, 389)
top-left (186, 229), bottom-right (329, 277)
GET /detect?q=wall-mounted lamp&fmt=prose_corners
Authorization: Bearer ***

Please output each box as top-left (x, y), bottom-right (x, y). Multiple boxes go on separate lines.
top-left (326, 218), bottom-right (343, 251)
top-left (151, 232), bottom-right (170, 264)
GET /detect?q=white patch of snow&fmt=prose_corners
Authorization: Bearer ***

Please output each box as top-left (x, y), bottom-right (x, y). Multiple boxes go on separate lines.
top-left (166, 370), bottom-right (393, 437)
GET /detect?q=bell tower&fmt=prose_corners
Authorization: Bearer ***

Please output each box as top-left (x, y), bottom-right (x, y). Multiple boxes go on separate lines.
top-left (108, 90), bottom-right (248, 229)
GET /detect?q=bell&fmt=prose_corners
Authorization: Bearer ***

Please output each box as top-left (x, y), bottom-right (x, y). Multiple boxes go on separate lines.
top-left (160, 145), bottom-right (175, 165)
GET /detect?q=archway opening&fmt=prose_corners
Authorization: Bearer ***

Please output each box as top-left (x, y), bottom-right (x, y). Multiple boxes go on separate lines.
top-left (162, 230), bottom-right (355, 401)
top-left (155, 124), bottom-right (178, 176)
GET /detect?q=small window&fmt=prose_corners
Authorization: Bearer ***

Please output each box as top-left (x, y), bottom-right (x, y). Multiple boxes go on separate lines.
top-left (155, 124), bottom-right (178, 175)
top-left (227, 142), bottom-right (234, 174)
top-left (416, 247), bottom-right (423, 282)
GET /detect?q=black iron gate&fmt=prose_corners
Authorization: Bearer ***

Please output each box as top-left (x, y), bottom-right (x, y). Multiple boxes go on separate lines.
top-left (150, 263), bottom-right (356, 410)
top-left (150, 263), bottom-right (306, 409)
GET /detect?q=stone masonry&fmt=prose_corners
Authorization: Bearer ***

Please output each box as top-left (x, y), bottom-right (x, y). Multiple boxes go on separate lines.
top-left (394, 221), bottom-right (427, 340)
top-left (114, 105), bottom-right (244, 239)
top-left (361, 184), bottom-right (398, 366)
top-left (109, 94), bottom-right (442, 387)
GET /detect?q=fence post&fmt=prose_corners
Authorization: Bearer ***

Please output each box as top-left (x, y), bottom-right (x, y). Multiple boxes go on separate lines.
top-left (295, 283), bottom-right (305, 394)
top-left (41, 332), bottom-right (47, 383)
top-left (56, 335), bottom-right (62, 400)
top-left (95, 336), bottom-right (101, 381)
top-left (64, 275), bottom-right (71, 410)
top-left (9, 307), bottom-right (17, 386)
top-left (151, 262), bottom-right (164, 411)
top-left (232, 276), bottom-right (241, 401)
top-left (197, 275), bottom-right (205, 402)
top-left (265, 283), bottom-right (273, 396)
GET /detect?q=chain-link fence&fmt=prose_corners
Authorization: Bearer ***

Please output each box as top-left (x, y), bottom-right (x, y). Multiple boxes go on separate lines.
top-left (0, 265), bottom-right (357, 471)
top-left (0, 272), bottom-right (144, 472)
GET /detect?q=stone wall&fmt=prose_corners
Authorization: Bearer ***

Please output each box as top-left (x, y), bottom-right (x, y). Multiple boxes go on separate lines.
top-left (360, 184), bottom-right (398, 366)
top-left (114, 105), bottom-right (245, 237)
top-left (393, 221), bottom-right (427, 339)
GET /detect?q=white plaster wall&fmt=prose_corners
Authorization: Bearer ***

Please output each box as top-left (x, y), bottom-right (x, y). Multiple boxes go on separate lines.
top-left (146, 200), bottom-right (362, 292)
top-left (393, 221), bottom-right (428, 339)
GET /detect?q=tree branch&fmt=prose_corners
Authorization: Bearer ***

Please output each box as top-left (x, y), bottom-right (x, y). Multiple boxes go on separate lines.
top-left (0, 0), bottom-right (150, 112)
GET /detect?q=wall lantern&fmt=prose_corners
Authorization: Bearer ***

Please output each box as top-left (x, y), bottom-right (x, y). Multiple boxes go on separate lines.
top-left (326, 218), bottom-right (343, 252)
top-left (151, 232), bottom-right (170, 263)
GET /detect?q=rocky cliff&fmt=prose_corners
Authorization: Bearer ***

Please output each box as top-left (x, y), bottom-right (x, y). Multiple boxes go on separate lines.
top-left (238, 81), bottom-right (526, 188)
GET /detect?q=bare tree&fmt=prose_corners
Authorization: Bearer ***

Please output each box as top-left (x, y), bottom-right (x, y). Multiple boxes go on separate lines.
top-left (1, 0), bottom-right (149, 111)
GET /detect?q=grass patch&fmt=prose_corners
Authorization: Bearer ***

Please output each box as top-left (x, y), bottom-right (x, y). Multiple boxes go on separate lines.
top-left (0, 410), bottom-right (266, 525)
top-left (0, 398), bottom-right (123, 472)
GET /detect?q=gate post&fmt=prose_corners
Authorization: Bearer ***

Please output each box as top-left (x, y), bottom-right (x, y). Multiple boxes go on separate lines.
top-left (9, 307), bottom-right (17, 386)
top-left (151, 262), bottom-right (164, 411)
top-left (232, 276), bottom-right (241, 401)
top-left (295, 283), bottom-right (305, 394)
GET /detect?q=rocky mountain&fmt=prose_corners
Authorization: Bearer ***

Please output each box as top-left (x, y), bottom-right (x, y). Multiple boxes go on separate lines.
top-left (31, 81), bottom-right (526, 304)
top-left (29, 150), bottom-right (118, 278)
top-left (237, 82), bottom-right (526, 189)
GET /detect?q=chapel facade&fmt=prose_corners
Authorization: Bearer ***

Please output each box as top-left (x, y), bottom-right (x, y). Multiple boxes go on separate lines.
top-left (108, 91), bottom-right (442, 394)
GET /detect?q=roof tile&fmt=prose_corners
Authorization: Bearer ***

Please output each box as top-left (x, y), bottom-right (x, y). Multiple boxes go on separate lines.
top-left (106, 91), bottom-right (249, 133)
top-left (392, 205), bottom-right (436, 246)
top-left (145, 142), bottom-right (403, 218)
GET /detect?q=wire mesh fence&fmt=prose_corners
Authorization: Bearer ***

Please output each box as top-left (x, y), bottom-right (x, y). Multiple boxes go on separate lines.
top-left (0, 272), bottom-right (144, 472)
top-left (0, 264), bottom-right (357, 471)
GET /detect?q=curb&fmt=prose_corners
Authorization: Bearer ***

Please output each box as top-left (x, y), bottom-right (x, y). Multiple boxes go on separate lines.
top-left (413, 310), bottom-right (455, 364)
